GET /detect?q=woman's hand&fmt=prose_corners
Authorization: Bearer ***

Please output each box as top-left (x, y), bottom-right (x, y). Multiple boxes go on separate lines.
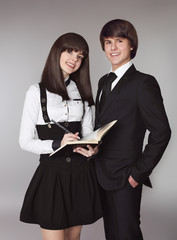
top-left (73, 145), bottom-right (99, 158)
top-left (61, 132), bottom-right (80, 147)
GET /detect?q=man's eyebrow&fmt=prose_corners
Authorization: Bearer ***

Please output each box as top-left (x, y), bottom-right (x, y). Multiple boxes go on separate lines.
top-left (104, 39), bottom-right (112, 41)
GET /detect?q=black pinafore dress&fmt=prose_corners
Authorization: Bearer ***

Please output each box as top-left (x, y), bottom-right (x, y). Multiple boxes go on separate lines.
top-left (20, 84), bottom-right (102, 230)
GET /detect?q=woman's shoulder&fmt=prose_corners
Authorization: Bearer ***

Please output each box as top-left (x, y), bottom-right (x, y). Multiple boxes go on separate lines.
top-left (25, 83), bottom-right (40, 101)
top-left (27, 83), bottom-right (40, 94)
top-left (28, 83), bottom-right (40, 91)
top-left (69, 79), bottom-right (77, 88)
top-left (68, 79), bottom-right (80, 96)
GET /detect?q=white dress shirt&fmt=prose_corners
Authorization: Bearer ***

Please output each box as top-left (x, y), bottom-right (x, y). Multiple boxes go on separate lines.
top-left (19, 80), bottom-right (93, 155)
top-left (111, 60), bottom-right (132, 90)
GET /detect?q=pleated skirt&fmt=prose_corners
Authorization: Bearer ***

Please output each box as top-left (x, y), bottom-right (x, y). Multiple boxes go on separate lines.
top-left (20, 154), bottom-right (102, 230)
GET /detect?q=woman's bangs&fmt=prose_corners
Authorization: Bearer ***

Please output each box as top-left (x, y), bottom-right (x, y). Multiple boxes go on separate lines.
top-left (61, 35), bottom-right (88, 57)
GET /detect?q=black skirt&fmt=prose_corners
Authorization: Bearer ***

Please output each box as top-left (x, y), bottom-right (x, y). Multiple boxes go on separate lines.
top-left (20, 154), bottom-right (102, 230)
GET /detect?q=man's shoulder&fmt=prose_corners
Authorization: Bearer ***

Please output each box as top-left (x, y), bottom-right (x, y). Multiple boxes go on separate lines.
top-left (131, 68), bottom-right (156, 84)
top-left (136, 70), bottom-right (154, 78)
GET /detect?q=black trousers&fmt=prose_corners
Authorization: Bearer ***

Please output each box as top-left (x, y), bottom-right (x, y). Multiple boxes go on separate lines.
top-left (101, 182), bottom-right (143, 240)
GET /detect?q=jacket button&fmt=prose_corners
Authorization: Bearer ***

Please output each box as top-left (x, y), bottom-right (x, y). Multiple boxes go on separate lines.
top-left (66, 157), bottom-right (71, 162)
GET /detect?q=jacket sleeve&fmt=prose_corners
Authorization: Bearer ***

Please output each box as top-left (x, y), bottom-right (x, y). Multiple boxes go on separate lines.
top-left (131, 76), bottom-right (171, 183)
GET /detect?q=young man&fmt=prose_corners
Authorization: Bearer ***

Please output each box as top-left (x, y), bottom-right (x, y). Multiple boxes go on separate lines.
top-left (94, 19), bottom-right (171, 239)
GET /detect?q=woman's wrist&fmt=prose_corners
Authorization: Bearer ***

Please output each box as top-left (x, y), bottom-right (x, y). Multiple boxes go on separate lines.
top-left (52, 140), bottom-right (61, 150)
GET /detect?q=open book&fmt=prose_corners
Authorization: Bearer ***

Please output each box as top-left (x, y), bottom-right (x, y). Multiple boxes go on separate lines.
top-left (50, 120), bottom-right (117, 157)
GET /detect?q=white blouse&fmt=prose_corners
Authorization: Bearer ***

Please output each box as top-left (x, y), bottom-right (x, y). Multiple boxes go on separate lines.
top-left (19, 80), bottom-right (94, 155)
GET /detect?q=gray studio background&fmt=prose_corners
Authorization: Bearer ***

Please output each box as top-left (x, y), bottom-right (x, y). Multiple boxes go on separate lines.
top-left (0, 0), bottom-right (177, 239)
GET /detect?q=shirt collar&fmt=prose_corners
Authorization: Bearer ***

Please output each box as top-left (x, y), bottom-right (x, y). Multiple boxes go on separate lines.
top-left (64, 77), bottom-right (71, 87)
top-left (110, 60), bottom-right (133, 79)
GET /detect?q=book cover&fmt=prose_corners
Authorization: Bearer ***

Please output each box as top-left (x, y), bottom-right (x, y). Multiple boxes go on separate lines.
top-left (50, 120), bottom-right (117, 157)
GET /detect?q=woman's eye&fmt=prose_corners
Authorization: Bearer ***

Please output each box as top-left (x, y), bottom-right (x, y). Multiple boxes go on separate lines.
top-left (78, 55), bottom-right (84, 60)
top-left (67, 49), bottom-right (72, 54)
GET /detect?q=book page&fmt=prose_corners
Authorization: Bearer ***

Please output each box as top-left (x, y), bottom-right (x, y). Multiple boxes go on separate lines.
top-left (97, 120), bottom-right (117, 141)
top-left (79, 129), bottom-right (99, 142)
top-left (50, 120), bottom-right (117, 156)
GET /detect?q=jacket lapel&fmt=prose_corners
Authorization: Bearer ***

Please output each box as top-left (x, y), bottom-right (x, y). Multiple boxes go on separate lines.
top-left (95, 74), bottom-right (108, 127)
top-left (98, 65), bottom-right (137, 119)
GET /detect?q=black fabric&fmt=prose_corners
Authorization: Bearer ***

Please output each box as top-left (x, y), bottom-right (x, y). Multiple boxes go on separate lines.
top-left (94, 64), bottom-right (171, 190)
top-left (99, 72), bottom-right (117, 112)
top-left (36, 121), bottom-right (82, 157)
top-left (52, 139), bottom-right (61, 150)
top-left (65, 78), bottom-right (71, 87)
top-left (20, 85), bottom-right (103, 230)
top-left (20, 123), bottom-right (103, 229)
top-left (20, 151), bottom-right (102, 230)
top-left (101, 183), bottom-right (143, 240)
top-left (39, 82), bottom-right (50, 123)
top-left (94, 64), bottom-right (170, 240)
top-left (36, 122), bottom-right (81, 141)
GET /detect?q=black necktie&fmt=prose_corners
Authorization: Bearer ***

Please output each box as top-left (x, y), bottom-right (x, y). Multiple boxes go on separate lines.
top-left (99, 72), bottom-right (117, 112)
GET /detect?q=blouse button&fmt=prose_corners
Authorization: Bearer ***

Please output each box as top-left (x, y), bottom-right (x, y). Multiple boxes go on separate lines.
top-left (41, 98), bottom-right (46, 103)
top-left (42, 107), bottom-right (46, 111)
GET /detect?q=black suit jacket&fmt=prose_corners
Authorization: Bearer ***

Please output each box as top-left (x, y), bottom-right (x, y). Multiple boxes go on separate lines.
top-left (94, 65), bottom-right (171, 190)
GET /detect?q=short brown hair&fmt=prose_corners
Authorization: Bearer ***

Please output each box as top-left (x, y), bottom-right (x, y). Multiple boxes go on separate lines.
top-left (100, 19), bottom-right (138, 59)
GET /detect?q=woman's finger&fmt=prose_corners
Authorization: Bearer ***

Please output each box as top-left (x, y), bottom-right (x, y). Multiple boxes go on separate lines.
top-left (74, 147), bottom-right (89, 157)
top-left (61, 132), bottom-right (80, 146)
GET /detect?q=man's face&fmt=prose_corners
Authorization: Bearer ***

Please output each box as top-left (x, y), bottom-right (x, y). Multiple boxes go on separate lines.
top-left (104, 37), bottom-right (133, 71)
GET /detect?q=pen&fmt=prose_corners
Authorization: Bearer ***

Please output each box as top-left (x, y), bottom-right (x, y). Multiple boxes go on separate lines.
top-left (51, 119), bottom-right (71, 133)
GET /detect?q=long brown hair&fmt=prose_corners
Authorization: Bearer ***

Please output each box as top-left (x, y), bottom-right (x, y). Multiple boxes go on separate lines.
top-left (41, 33), bottom-right (94, 106)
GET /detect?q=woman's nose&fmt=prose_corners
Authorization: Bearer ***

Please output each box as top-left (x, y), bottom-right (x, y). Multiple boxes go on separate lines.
top-left (72, 53), bottom-right (78, 62)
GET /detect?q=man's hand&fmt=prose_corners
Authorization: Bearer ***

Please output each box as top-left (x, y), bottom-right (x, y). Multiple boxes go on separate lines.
top-left (128, 175), bottom-right (139, 188)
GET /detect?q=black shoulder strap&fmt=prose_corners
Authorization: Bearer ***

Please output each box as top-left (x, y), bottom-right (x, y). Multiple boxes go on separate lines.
top-left (39, 83), bottom-right (51, 123)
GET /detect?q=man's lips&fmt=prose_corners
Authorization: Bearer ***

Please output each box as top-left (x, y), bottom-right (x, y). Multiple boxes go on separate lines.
top-left (110, 53), bottom-right (120, 56)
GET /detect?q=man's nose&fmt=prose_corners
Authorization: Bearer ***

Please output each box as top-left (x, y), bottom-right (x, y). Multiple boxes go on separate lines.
top-left (111, 42), bottom-right (118, 50)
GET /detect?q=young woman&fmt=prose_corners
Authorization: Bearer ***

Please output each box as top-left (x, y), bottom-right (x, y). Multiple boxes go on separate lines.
top-left (19, 33), bottom-right (102, 240)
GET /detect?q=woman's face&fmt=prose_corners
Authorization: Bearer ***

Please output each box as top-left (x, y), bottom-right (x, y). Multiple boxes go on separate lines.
top-left (60, 50), bottom-right (84, 79)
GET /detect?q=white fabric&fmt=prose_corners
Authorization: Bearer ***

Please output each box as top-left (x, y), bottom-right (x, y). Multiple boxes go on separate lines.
top-left (99, 61), bottom-right (133, 101)
top-left (111, 60), bottom-right (132, 90)
top-left (19, 81), bottom-right (93, 155)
